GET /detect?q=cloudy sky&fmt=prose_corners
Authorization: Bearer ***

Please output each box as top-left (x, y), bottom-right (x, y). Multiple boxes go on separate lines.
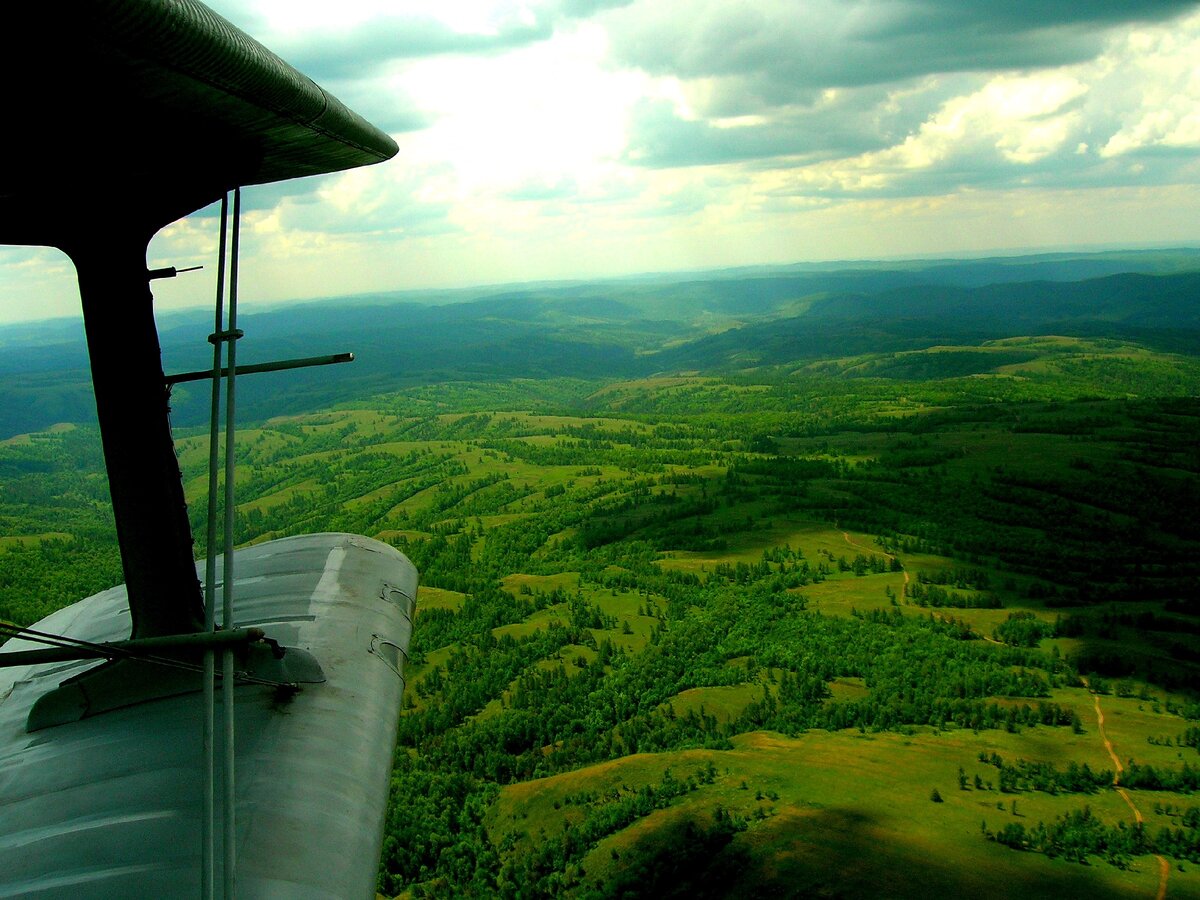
top-left (3, 0), bottom-right (1200, 322)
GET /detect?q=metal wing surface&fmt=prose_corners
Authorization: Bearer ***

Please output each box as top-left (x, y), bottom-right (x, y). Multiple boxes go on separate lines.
top-left (0, 534), bottom-right (416, 898)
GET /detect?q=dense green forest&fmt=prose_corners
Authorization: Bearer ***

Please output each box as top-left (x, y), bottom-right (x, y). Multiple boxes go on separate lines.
top-left (2, 253), bottom-right (1200, 897)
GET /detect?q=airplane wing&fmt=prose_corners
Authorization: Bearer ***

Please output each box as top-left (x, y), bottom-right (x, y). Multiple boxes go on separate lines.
top-left (0, 2), bottom-right (416, 897)
top-left (0, 0), bottom-right (404, 642)
top-left (0, 534), bottom-right (416, 897)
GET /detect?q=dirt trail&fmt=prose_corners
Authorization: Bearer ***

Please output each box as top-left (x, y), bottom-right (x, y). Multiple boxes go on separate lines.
top-left (1084, 678), bottom-right (1169, 899)
top-left (841, 533), bottom-right (1001, 648)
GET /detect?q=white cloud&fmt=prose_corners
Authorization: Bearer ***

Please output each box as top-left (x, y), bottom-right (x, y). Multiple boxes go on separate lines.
top-left (729, 10), bottom-right (1200, 198)
top-left (0, 248), bottom-right (78, 322)
top-left (399, 24), bottom-right (649, 194)
top-left (3, 0), bottom-right (1200, 325)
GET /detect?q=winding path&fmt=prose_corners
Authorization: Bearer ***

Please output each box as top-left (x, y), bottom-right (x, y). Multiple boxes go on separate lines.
top-left (839, 535), bottom-right (1169, 894)
top-left (1084, 679), bottom-right (1169, 900)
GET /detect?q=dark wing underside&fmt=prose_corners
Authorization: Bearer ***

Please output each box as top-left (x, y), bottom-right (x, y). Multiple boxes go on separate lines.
top-left (0, 0), bottom-right (398, 244)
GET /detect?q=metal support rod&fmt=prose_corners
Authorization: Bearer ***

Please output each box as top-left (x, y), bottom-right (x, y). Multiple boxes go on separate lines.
top-left (0, 627), bottom-right (266, 667)
top-left (148, 264), bottom-right (203, 280)
top-left (221, 186), bottom-right (242, 900)
top-left (164, 352), bottom-right (355, 386)
top-left (202, 193), bottom-right (229, 900)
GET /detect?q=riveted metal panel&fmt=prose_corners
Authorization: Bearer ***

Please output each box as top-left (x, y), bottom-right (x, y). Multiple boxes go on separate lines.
top-left (0, 533), bottom-right (417, 898)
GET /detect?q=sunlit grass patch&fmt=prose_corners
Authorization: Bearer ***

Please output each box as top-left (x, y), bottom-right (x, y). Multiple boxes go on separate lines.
top-left (493, 619), bottom-right (558, 642)
top-left (500, 572), bottom-right (581, 595)
top-left (413, 586), bottom-right (465, 614)
top-left (827, 677), bottom-right (869, 702)
top-left (0, 532), bottom-right (72, 548)
top-left (495, 729), bottom-right (1179, 898)
top-left (375, 529), bottom-right (430, 543)
top-left (801, 573), bottom-right (904, 618)
top-left (667, 683), bottom-right (766, 723)
top-left (237, 479), bottom-right (320, 513)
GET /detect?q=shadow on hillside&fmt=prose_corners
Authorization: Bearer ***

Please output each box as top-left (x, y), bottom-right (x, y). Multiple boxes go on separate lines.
top-left (594, 807), bottom-right (1140, 900)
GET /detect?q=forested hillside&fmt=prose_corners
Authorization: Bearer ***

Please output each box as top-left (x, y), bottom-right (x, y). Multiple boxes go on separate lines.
top-left (2, 256), bottom-right (1200, 897)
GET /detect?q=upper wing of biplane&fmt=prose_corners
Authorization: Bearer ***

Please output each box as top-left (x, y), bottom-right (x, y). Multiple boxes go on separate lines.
top-left (1, 0), bottom-right (397, 243)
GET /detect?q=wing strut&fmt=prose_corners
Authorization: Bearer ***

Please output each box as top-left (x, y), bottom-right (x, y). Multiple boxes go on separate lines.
top-left (188, 191), bottom-right (361, 898)
top-left (202, 188), bottom-right (242, 900)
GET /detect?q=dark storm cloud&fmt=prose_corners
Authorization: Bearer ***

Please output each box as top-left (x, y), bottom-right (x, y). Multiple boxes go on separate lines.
top-left (892, 0), bottom-right (1197, 32)
top-left (763, 132), bottom-right (1200, 202)
top-left (280, 16), bottom-right (556, 80)
top-left (607, 0), bottom-right (1200, 109)
top-left (627, 100), bottom-right (880, 167)
top-left (274, 0), bottom-right (632, 82)
top-left (557, 0), bottom-right (636, 16)
top-left (240, 177), bottom-right (327, 213)
top-left (614, 0), bottom-right (1200, 185)
top-left (625, 79), bottom-right (966, 167)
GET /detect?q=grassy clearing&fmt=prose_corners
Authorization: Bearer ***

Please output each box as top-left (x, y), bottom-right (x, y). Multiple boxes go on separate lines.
top-left (658, 520), bottom-right (898, 579)
top-left (376, 529), bottom-right (431, 543)
top-left (667, 684), bottom-right (766, 723)
top-left (500, 572), bottom-right (581, 596)
top-left (402, 645), bottom-right (457, 713)
top-left (414, 586), bottom-right (465, 614)
top-left (802, 573), bottom-right (903, 617)
top-left (827, 677), bottom-right (870, 702)
top-left (237, 479), bottom-right (321, 514)
top-left (0, 532), bottom-right (72, 548)
top-left (0, 422), bottom-right (77, 445)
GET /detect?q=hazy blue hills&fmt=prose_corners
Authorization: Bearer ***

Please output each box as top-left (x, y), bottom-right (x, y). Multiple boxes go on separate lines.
top-left (659, 271), bottom-right (1200, 371)
top-left (0, 250), bottom-right (1197, 437)
top-left (806, 272), bottom-right (1200, 328)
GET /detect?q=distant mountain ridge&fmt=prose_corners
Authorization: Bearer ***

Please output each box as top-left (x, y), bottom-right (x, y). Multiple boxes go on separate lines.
top-left (654, 271), bottom-right (1200, 372)
top-left (0, 251), bottom-right (1197, 437)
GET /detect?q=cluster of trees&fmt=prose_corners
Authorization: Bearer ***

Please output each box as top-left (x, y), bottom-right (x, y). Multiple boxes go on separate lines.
top-left (0, 426), bottom-right (121, 625)
top-left (0, 535), bottom-right (122, 625)
top-left (993, 612), bottom-right (1056, 648)
top-left (988, 805), bottom-right (1200, 867)
top-left (972, 753), bottom-right (1108, 794)
top-left (907, 580), bottom-right (1002, 610)
top-left (1121, 761), bottom-right (1200, 793)
top-left (1180, 726), bottom-right (1200, 751)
